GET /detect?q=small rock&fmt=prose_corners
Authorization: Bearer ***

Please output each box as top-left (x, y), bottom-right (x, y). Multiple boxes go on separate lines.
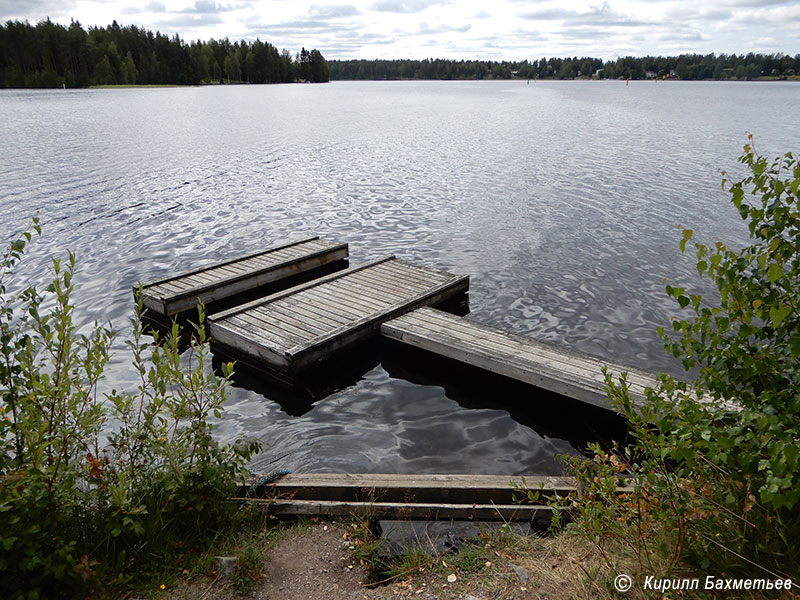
top-left (510, 562), bottom-right (529, 583)
top-left (465, 595), bottom-right (482, 600)
top-left (215, 556), bottom-right (237, 578)
top-left (447, 573), bottom-right (457, 583)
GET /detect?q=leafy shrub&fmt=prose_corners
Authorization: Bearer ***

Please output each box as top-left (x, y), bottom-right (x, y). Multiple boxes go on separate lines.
top-left (0, 223), bottom-right (259, 598)
top-left (570, 140), bottom-right (799, 580)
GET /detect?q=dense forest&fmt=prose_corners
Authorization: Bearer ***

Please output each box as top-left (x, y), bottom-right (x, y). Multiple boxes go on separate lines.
top-left (330, 53), bottom-right (800, 81)
top-left (0, 18), bottom-right (329, 88)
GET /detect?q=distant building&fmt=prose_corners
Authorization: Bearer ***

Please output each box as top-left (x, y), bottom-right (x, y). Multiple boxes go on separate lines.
top-left (593, 68), bottom-right (604, 79)
top-left (645, 71), bottom-right (657, 79)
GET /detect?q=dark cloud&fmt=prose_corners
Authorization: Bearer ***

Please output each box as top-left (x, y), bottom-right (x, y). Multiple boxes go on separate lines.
top-left (370, 0), bottom-right (451, 14)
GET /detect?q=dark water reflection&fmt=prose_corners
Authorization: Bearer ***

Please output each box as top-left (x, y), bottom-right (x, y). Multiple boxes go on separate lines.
top-left (2, 81), bottom-right (798, 475)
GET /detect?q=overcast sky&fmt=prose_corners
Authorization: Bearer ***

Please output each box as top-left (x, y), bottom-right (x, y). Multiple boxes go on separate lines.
top-left (1, 0), bottom-right (798, 60)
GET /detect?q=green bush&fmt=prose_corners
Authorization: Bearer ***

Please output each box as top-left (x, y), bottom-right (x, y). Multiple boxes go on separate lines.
top-left (0, 223), bottom-right (259, 598)
top-left (570, 140), bottom-right (799, 580)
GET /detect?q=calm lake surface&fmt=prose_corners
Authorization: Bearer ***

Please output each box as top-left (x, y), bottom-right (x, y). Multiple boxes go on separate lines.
top-left (2, 80), bottom-right (798, 474)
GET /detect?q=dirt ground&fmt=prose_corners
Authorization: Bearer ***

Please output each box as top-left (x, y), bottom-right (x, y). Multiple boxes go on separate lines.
top-left (165, 521), bottom-right (537, 600)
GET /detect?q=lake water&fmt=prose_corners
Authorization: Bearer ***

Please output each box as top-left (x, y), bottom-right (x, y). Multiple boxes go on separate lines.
top-left (2, 80), bottom-right (798, 475)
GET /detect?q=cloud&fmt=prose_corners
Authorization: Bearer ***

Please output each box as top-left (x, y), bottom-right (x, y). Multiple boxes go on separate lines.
top-left (179, 0), bottom-right (236, 14)
top-left (122, 0), bottom-right (236, 17)
top-left (308, 4), bottom-right (360, 19)
top-left (728, 3), bottom-right (800, 23)
top-left (519, 3), bottom-right (654, 28)
top-left (121, 1), bottom-right (165, 15)
top-left (654, 29), bottom-right (707, 43)
top-left (370, 0), bottom-right (451, 14)
top-left (722, 0), bottom-right (797, 6)
top-left (241, 2), bottom-right (362, 40)
top-left (0, 0), bottom-right (77, 19)
top-left (416, 21), bottom-right (470, 34)
top-left (153, 12), bottom-right (225, 28)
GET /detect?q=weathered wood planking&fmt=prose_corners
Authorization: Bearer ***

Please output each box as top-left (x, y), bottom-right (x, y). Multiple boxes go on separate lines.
top-left (136, 237), bottom-right (348, 316)
top-left (235, 473), bottom-right (632, 522)
top-left (240, 473), bottom-right (589, 504)
top-left (262, 499), bottom-right (560, 522)
top-left (381, 307), bottom-right (661, 411)
top-left (208, 257), bottom-right (469, 373)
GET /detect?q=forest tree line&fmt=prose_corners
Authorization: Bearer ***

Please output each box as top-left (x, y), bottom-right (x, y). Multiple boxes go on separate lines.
top-left (0, 18), bottom-right (329, 88)
top-left (330, 53), bottom-right (800, 81)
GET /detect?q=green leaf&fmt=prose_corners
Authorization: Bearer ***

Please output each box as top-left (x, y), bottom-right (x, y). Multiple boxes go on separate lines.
top-left (790, 334), bottom-right (800, 356)
top-left (696, 260), bottom-right (707, 275)
top-left (769, 305), bottom-right (791, 328)
top-left (767, 262), bottom-right (783, 283)
top-left (679, 228), bottom-right (693, 252)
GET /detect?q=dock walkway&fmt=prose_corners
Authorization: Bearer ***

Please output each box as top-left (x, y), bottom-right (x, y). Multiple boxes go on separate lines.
top-left (137, 237), bottom-right (347, 317)
top-left (382, 307), bottom-right (659, 410)
top-left (207, 257), bottom-right (468, 374)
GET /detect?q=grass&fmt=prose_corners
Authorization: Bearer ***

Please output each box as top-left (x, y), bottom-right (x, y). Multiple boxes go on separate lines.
top-left (128, 505), bottom-right (311, 599)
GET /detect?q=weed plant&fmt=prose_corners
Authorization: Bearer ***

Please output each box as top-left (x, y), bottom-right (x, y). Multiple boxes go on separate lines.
top-left (568, 140), bottom-right (799, 584)
top-left (0, 223), bottom-right (260, 598)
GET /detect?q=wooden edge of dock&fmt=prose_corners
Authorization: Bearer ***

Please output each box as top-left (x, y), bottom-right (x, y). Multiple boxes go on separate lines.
top-left (234, 473), bottom-right (633, 522)
top-left (136, 236), bottom-right (325, 289)
top-left (147, 243), bottom-right (349, 304)
top-left (236, 498), bottom-right (564, 522)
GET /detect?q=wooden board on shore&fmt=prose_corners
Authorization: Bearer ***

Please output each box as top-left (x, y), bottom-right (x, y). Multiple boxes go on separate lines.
top-left (236, 473), bottom-right (631, 522)
top-left (240, 473), bottom-right (584, 504)
top-left (265, 499), bottom-right (560, 522)
top-left (136, 237), bottom-right (348, 317)
top-left (381, 307), bottom-right (660, 411)
top-left (208, 257), bottom-right (469, 374)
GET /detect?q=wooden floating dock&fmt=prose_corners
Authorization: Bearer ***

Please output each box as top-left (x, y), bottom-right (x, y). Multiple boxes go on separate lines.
top-left (136, 237), bottom-right (348, 317)
top-left (381, 307), bottom-right (660, 411)
top-left (207, 257), bottom-right (468, 374)
top-left (237, 473), bottom-right (615, 522)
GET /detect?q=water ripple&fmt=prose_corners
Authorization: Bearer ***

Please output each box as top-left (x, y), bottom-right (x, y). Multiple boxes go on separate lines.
top-left (1, 81), bottom-right (797, 474)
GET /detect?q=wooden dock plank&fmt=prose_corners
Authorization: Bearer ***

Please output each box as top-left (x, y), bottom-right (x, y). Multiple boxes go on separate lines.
top-left (226, 315), bottom-right (302, 349)
top-left (348, 269), bottom-right (433, 296)
top-left (381, 307), bottom-right (659, 411)
top-left (243, 473), bottom-right (582, 501)
top-left (137, 237), bottom-right (348, 316)
top-left (208, 257), bottom-right (469, 373)
top-left (236, 473), bottom-right (632, 522)
top-left (397, 309), bottom-right (654, 392)
top-left (263, 499), bottom-right (558, 522)
top-left (274, 294), bottom-right (361, 326)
